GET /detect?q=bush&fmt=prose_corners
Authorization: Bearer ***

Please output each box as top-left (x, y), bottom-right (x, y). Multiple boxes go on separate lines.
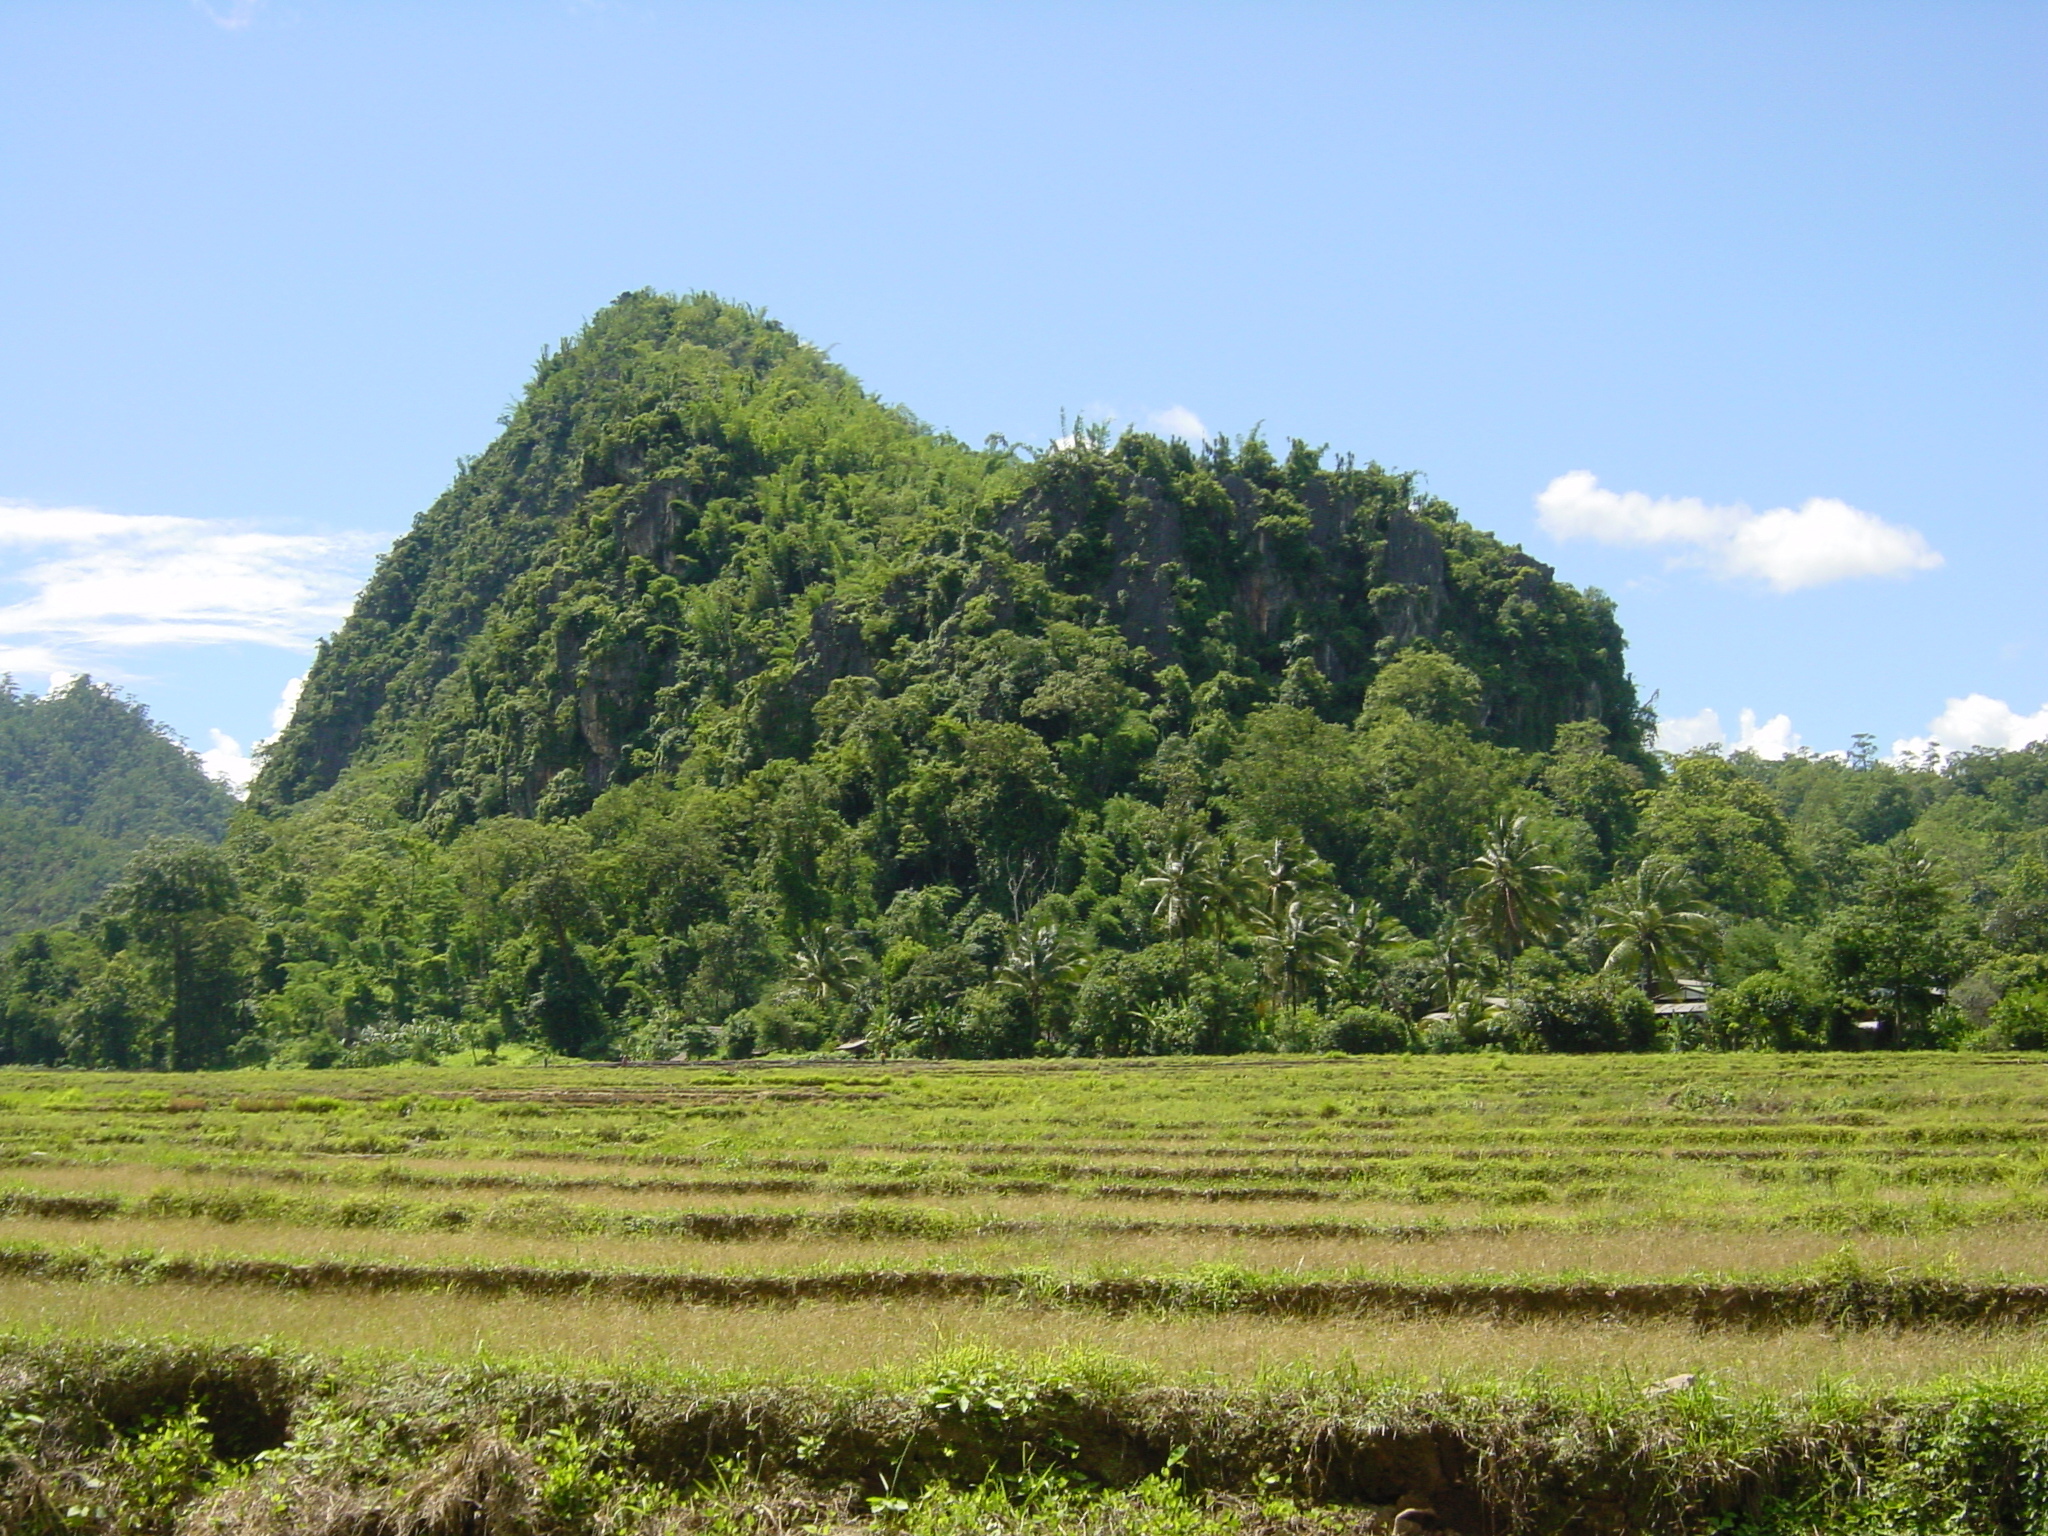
top-left (1068, 942), bottom-right (1258, 1056)
top-left (1321, 1004), bottom-right (1415, 1054)
top-left (1708, 969), bottom-right (1833, 1051)
top-left (1899, 1002), bottom-right (1974, 1051)
top-left (1506, 975), bottom-right (1656, 1053)
top-left (732, 998), bottom-right (828, 1055)
top-left (718, 1015), bottom-right (756, 1059)
top-left (954, 986), bottom-right (1035, 1059)
top-left (1991, 985), bottom-right (2048, 1050)
top-left (1374, 953), bottom-right (1442, 1022)
top-left (1418, 1014), bottom-right (1474, 1053)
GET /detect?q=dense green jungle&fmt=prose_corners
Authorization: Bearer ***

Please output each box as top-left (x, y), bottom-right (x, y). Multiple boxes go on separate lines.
top-left (2, 291), bottom-right (2046, 1072)
top-left (0, 680), bottom-right (233, 944)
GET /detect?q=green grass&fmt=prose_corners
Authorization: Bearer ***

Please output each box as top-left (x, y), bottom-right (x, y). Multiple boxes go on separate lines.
top-left (7, 1054), bottom-right (2048, 1245)
top-left (9, 1054), bottom-right (2048, 1529)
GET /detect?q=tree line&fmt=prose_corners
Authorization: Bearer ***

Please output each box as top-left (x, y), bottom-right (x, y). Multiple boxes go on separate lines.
top-left (3, 652), bottom-right (2043, 1069)
top-left (4, 292), bottom-right (2041, 1069)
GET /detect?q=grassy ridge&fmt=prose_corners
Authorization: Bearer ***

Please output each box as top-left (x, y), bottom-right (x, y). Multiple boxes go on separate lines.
top-left (8, 1236), bottom-right (2048, 1327)
top-left (6, 1338), bottom-right (2048, 1533)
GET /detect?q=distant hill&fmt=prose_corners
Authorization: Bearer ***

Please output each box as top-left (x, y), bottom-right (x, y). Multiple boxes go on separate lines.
top-left (175, 290), bottom-right (1654, 1062)
top-left (0, 678), bottom-right (235, 937)
top-left (258, 291), bottom-right (1644, 821)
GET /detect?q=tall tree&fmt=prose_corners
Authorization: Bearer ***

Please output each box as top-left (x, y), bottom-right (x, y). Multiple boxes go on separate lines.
top-left (1248, 895), bottom-right (1347, 1016)
top-left (992, 923), bottom-right (1086, 1049)
top-left (1140, 829), bottom-right (1220, 949)
top-left (104, 837), bottom-right (251, 1069)
top-left (788, 925), bottom-right (869, 1010)
top-left (1595, 858), bottom-right (1718, 1000)
top-left (1638, 754), bottom-right (1803, 918)
top-left (1821, 840), bottom-right (1969, 1045)
top-left (1461, 815), bottom-right (1565, 966)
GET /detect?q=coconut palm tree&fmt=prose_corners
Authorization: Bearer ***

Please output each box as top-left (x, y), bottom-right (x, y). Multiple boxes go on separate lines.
top-left (787, 925), bottom-right (867, 1009)
top-left (1420, 911), bottom-right (1482, 1014)
top-left (1243, 838), bottom-right (1323, 926)
top-left (1331, 896), bottom-right (1410, 993)
top-left (1596, 858), bottom-right (1718, 999)
top-left (1139, 828), bottom-right (1216, 947)
top-left (1461, 814), bottom-right (1566, 965)
top-left (993, 923), bottom-right (1088, 1047)
top-left (1248, 894), bottom-right (1349, 1017)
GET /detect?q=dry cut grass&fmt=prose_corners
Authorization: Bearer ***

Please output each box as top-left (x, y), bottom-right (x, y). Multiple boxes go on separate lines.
top-left (2, 1274), bottom-right (2045, 1390)
top-left (9, 1202), bottom-right (2048, 1282)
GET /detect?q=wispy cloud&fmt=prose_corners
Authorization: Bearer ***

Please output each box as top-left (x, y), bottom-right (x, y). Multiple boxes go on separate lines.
top-left (1147, 406), bottom-right (1209, 443)
top-left (1654, 705), bottom-right (1802, 759)
top-left (192, 0), bottom-right (264, 30)
top-left (0, 643), bottom-right (73, 685)
top-left (1536, 471), bottom-right (1943, 593)
top-left (0, 498), bottom-right (376, 661)
top-left (1893, 694), bottom-right (2048, 764)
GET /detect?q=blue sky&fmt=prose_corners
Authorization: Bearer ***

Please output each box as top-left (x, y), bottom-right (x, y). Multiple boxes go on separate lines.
top-left (2, 1), bottom-right (2042, 787)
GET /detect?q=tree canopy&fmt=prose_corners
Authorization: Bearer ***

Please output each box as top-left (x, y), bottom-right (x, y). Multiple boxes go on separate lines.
top-left (0, 678), bottom-right (234, 941)
top-left (5, 294), bottom-right (2045, 1067)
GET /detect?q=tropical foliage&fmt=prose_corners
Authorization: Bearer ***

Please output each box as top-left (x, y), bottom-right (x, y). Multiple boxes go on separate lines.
top-left (2, 295), bottom-right (2046, 1065)
top-left (0, 678), bottom-right (234, 941)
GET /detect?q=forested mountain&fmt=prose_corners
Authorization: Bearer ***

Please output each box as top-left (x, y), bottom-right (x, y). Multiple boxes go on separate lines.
top-left (0, 678), bottom-right (234, 941)
top-left (258, 290), bottom-right (1641, 821)
top-left (4, 291), bottom-right (2043, 1070)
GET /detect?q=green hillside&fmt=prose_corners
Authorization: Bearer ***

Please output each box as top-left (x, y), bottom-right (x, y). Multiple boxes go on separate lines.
top-left (0, 678), bottom-right (234, 939)
top-left (194, 290), bottom-right (1645, 1063)
top-left (11, 291), bottom-right (2044, 1071)
top-left (259, 291), bottom-right (1641, 819)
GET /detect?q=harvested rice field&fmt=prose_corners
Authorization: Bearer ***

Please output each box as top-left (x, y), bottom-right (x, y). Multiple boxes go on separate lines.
top-left (6, 1051), bottom-right (2048, 1532)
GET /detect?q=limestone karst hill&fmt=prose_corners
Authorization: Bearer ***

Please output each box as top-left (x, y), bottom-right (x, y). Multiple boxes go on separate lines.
top-left (257, 290), bottom-right (1643, 830)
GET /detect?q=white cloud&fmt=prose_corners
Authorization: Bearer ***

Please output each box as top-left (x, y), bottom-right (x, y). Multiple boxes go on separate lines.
top-left (0, 643), bottom-right (72, 685)
top-left (1653, 705), bottom-right (1802, 759)
top-left (1893, 694), bottom-right (2048, 764)
top-left (199, 729), bottom-right (257, 795)
top-left (198, 675), bottom-right (307, 799)
top-left (1653, 706), bottom-right (1725, 754)
top-left (1535, 471), bottom-right (1943, 593)
top-left (269, 675), bottom-right (304, 736)
top-left (1147, 406), bottom-right (1209, 443)
top-left (0, 498), bottom-right (375, 663)
top-left (1731, 708), bottom-right (1801, 759)
top-left (193, 0), bottom-right (264, 29)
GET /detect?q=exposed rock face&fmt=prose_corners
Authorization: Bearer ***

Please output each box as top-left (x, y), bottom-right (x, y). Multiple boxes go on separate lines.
top-left (1370, 506), bottom-right (1449, 649)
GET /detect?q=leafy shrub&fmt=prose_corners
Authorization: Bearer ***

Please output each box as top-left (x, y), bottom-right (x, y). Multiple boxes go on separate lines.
top-left (955, 987), bottom-right (1035, 1060)
top-left (1708, 969), bottom-right (1833, 1051)
top-left (1418, 1015), bottom-right (1474, 1053)
top-left (1320, 1004), bottom-right (1414, 1053)
top-left (1991, 985), bottom-right (2048, 1050)
top-left (103, 1406), bottom-right (222, 1529)
top-left (730, 998), bottom-right (828, 1055)
top-left (1069, 943), bottom-right (1257, 1057)
top-left (1506, 975), bottom-right (1656, 1053)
